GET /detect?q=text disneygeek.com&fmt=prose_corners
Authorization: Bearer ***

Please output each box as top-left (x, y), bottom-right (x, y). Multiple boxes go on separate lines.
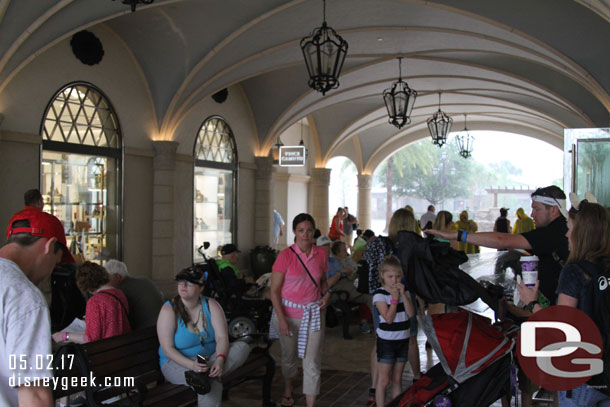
top-left (9, 372), bottom-right (135, 391)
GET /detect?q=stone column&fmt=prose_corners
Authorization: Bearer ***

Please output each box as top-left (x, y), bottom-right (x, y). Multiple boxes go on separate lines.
top-left (311, 168), bottom-right (331, 235)
top-left (152, 141), bottom-right (178, 281)
top-left (357, 174), bottom-right (372, 230)
top-left (254, 156), bottom-right (275, 246)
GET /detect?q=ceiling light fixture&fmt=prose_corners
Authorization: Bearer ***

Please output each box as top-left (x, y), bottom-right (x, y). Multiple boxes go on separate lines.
top-left (383, 57), bottom-right (417, 129)
top-left (456, 114), bottom-right (474, 158)
top-left (300, 0), bottom-right (348, 95)
top-left (113, 0), bottom-right (153, 12)
top-left (427, 92), bottom-right (453, 147)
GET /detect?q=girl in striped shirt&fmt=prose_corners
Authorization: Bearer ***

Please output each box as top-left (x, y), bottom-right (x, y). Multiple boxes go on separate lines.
top-left (372, 255), bottom-right (415, 407)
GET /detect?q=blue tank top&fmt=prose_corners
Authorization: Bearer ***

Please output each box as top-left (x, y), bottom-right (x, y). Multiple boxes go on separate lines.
top-left (158, 297), bottom-right (216, 366)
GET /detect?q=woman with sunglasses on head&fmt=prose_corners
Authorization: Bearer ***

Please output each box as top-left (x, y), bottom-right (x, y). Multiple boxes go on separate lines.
top-left (270, 213), bottom-right (331, 407)
top-left (157, 266), bottom-right (250, 406)
top-left (518, 196), bottom-right (610, 406)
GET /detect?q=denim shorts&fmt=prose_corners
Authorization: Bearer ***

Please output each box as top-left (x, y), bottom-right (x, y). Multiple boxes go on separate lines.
top-left (376, 337), bottom-right (409, 364)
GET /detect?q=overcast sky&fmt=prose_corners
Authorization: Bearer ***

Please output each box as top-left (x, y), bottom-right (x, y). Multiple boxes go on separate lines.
top-left (465, 131), bottom-right (563, 187)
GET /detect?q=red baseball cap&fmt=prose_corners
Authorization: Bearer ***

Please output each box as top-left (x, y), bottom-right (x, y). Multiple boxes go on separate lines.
top-left (6, 208), bottom-right (75, 264)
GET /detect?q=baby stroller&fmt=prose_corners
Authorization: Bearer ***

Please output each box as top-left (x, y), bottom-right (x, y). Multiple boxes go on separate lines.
top-left (387, 311), bottom-right (517, 407)
top-left (196, 243), bottom-right (273, 339)
top-left (388, 233), bottom-right (518, 406)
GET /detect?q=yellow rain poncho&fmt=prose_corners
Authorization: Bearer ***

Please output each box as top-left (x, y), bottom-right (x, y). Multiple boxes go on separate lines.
top-left (455, 210), bottom-right (480, 254)
top-left (513, 208), bottom-right (535, 234)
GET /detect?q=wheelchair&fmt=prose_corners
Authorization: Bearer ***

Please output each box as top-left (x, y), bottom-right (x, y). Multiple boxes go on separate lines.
top-left (195, 243), bottom-right (273, 340)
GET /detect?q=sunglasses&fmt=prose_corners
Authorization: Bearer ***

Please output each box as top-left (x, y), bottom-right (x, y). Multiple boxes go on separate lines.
top-left (175, 266), bottom-right (207, 286)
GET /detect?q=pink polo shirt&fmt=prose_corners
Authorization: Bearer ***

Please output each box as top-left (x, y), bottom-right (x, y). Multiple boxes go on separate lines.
top-left (273, 244), bottom-right (328, 318)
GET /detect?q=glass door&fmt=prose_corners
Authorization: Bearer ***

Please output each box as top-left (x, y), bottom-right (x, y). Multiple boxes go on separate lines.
top-left (564, 128), bottom-right (610, 207)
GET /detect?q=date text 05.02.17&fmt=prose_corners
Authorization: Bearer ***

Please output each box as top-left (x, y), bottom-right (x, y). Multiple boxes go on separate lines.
top-left (9, 354), bottom-right (74, 371)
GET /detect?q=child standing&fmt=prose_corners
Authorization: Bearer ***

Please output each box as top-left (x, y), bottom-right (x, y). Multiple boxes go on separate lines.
top-left (373, 255), bottom-right (415, 407)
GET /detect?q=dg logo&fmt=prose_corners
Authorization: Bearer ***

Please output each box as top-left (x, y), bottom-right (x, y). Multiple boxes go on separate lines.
top-left (517, 305), bottom-right (603, 391)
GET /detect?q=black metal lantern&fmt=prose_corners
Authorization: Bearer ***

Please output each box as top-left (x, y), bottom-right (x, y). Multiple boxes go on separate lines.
top-left (427, 92), bottom-right (453, 147)
top-left (300, 0), bottom-right (349, 95)
top-left (113, 0), bottom-right (153, 12)
top-left (383, 58), bottom-right (418, 129)
top-left (456, 114), bottom-right (474, 158)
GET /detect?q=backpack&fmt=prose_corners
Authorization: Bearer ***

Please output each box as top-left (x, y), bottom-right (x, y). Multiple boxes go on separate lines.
top-left (356, 260), bottom-right (369, 294)
top-left (577, 261), bottom-right (610, 395)
top-left (361, 236), bottom-right (394, 294)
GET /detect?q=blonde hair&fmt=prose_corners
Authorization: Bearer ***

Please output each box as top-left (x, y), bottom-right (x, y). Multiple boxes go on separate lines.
top-left (388, 208), bottom-right (418, 240)
top-left (379, 254), bottom-right (403, 277)
top-left (433, 210), bottom-right (453, 231)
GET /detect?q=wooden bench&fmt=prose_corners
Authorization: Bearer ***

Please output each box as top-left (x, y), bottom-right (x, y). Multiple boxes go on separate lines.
top-left (53, 326), bottom-right (275, 406)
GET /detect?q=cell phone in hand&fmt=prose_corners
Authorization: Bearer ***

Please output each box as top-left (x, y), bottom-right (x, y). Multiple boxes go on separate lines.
top-left (197, 354), bottom-right (209, 364)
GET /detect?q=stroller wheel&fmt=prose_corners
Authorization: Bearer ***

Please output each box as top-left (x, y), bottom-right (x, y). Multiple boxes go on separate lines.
top-left (228, 316), bottom-right (257, 339)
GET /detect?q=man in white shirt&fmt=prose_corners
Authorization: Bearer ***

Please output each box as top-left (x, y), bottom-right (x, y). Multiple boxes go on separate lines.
top-left (273, 209), bottom-right (285, 249)
top-left (1, 208), bottom-right (71, 407)
top-left (420, 205), bottom-right (436, 230)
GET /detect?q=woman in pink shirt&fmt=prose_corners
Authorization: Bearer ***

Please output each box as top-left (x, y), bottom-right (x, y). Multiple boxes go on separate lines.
top-left (52, 261), bottom-right (130, 343)
top-left (270, 213), bottom-right (331, 407)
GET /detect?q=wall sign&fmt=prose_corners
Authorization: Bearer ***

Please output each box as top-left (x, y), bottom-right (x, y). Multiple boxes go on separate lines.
top-left (279, 146), bottom-right (306, 167)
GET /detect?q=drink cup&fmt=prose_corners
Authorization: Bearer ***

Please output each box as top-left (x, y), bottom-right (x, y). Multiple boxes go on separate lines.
top-left (522, 270), bottom-right (538, 287)
top-left (520, 256), bottom-right (539, 272)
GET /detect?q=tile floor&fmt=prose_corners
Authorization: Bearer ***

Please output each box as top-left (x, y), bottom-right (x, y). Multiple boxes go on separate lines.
top-left (224, 314), bottom-right (557, 407)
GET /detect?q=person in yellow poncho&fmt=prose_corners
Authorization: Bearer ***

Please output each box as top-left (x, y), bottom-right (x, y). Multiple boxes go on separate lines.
top-left (454, 210), bottom-right (479, 253)
top-left (513, 207), bottom-right (536, 234)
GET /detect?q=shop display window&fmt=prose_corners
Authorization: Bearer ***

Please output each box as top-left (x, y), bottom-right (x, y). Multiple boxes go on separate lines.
top-left (41, 83), bottom-right (122, 264)
top-left (193, 116), bottom-right (237, 262)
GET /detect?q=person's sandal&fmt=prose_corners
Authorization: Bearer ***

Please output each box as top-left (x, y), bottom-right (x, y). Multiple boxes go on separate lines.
top-left (281, 395), bottom-right (294, 407)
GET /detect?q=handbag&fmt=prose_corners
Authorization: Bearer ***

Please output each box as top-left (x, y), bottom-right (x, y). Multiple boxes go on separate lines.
top-left (184, 370), bottom-right (211, 395)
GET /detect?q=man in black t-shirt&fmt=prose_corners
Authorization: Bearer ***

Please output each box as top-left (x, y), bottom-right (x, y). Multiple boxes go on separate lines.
top-left (426, 185), bottom-right (569, 407)
top-left (426, 185), bottom-right (568, 303)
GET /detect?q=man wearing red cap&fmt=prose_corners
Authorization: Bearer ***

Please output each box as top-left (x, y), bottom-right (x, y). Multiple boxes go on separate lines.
top-left (1, 207), bottom-right (72, 406)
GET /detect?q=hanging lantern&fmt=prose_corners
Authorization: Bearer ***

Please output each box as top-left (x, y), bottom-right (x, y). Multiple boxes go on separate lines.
top-left (300, 0), bottom-right (349, 95)
top-left (383, 57), bottom-right (418, 129)
top-left (427, 92), bottom-right (453, 147)
top-left (112, 0), bottom-right (153, 12)
top-left (456, 114), bottom-right (474, 158)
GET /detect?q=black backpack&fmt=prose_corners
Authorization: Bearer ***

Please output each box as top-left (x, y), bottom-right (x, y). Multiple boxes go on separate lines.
top-left (578, 261), bottom-right (610, 395)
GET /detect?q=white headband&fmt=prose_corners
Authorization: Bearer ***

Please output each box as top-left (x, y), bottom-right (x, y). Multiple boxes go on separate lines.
top-left (532, 195), bottom-right (568, 218)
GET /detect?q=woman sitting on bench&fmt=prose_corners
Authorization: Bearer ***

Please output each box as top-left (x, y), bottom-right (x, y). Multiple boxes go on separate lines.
top-left (52, 261), bottom-right (131, 343)
top-left (157, 266), bottom-right (251, 406)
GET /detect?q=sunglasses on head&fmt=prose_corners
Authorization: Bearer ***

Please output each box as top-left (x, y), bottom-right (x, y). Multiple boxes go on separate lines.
top-left (533, 188), bottom-right (562, 206)
top-left (175, 266), bottom-right (207, 286)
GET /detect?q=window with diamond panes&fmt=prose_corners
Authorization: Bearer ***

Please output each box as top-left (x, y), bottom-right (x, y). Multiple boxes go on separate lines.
top-left (195, 117), bottom-right (235, 163)
top-left (43, 84), bottom-right (120, 148)
top-left (193, 116), bottom-right (237, 262)
top-left (41, 83), bottom-right (122, 265)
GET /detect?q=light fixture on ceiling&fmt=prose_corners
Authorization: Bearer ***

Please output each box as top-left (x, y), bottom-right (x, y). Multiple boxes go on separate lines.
top-left (113, 0), bottom-right (153, 12)
top-left (300, 0), bottom-right (349, 95)
top-left (456, 114), bottom-right (474, 158)
top-left (383, 57), bottom-right (417, 129)
top-left (427, 92), bottom-right (453, 148)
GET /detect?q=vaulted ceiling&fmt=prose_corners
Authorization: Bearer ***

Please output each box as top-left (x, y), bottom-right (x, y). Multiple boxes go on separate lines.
top-left (1, 0), bottom-right (608, 172)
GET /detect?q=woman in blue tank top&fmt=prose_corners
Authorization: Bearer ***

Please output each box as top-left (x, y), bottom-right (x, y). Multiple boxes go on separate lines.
top-left (157, 266), bottom-right (251, 406)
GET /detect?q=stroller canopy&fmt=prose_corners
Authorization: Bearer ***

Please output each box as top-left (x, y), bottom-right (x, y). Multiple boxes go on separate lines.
top-left (421, 310), bottom-right (515, 384)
